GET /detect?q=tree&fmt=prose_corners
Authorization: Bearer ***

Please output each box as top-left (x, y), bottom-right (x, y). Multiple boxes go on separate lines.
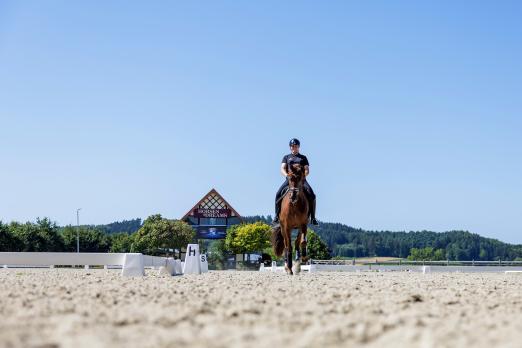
top-left (35, 218), bottom-right (65, 251)
top-left (62, 225), bottom-right (111, 253)
top-left (207, 239), bottom-right (228, 270)
top-left (307, 229), bottom-right (330, 260)
top-left (224, 224), bottom-right (240, 253)
top-left (225, 222), bottom-right (271, 254)
top-left (407, 247), bottom-right (445, 261)
top-left (110, 233), bottom-right (134, 253)
top-left (61, 225), bottom-right (110, 252)
top-left (10, 218), bottom-right (63, 252)
top-left (0, 221), bottom-right (20, 251)
top-left (131, 214), bottom-right (195, 256)
top-left (97, 218), bottom-right (142, 234)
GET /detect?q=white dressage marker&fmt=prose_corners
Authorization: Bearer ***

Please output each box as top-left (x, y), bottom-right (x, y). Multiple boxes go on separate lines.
top-left (422, 266), bottom-right (431, 274)
top-left (183, 244), bottom-right (202, 274)
top-left (158, 258), bottom-right (177, 276)
top-left (121, 253), bottom-right (145, 276)
top-left (200, 254), bottom-right (209, 273)
top-left (174, 260), bottom-right (183, 275)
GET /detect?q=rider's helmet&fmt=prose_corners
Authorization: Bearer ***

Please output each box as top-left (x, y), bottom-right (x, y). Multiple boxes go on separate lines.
top-left (289, 138), bottom-right (300, 147)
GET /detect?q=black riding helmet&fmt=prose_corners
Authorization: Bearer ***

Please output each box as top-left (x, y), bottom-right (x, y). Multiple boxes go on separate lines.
top-left (289, 138), bottom-right (300, 146)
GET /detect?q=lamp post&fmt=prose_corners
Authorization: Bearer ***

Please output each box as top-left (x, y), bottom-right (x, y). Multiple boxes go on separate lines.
top-left (76, 208), bottom-right (81, 253)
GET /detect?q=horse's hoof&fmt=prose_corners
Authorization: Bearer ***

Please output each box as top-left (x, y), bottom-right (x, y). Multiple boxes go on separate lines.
top-left (284, 264), bottom-right (293, 275)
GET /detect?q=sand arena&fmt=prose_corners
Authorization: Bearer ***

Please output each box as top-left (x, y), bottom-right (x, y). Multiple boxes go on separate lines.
top-left (1, 269), bottom-right (521, 348)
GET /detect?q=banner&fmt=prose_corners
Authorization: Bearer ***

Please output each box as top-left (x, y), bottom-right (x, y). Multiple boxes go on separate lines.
top-left (193, 208), bottom-right (231, 218)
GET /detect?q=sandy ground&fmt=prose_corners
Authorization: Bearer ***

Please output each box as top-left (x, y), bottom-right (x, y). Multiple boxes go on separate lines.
top-left (1, 269), bottom-right (521, 348)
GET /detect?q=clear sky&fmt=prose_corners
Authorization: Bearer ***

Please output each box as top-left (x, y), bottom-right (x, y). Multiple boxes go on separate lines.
top-left (1, 1), bottom-right (521, 243)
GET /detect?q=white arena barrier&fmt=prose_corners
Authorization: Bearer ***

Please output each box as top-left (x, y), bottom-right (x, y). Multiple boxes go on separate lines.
top-left (307, 260), bottom-right (522, 273)
top-left (309, 263), bottom-right (362, 272)
top-left (157, 258), bottom-right (183, 276)
top-left (142, 255), bottom-right (184, 276)
top-left (0, 252), bottom-right (145, 277)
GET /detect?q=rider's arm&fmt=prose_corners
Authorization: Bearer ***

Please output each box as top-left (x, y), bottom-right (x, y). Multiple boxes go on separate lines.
top-left (304, 165), bottom-right (310, 177)
top-left (281, 163), bottom-right (289, 177)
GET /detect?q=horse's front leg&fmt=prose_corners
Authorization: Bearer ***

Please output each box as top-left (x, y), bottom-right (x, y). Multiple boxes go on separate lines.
top-left (293, 231), bottom-right (302, 274)
top-left (282, 225), bottom-right (293, 275)
top-left (300, 225), bottom-right (308, 263)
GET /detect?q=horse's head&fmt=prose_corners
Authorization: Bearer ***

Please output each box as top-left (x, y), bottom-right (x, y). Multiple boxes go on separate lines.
top-left (287, 164), bottom-right (305, 204)
top-left (288, 164), bottom-right (305, 183)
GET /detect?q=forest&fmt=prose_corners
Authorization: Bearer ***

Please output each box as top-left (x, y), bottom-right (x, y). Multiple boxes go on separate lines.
top-left (244, 216), bottom-right (522, 261)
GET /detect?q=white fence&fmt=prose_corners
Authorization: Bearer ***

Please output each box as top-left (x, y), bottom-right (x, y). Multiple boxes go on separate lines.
top-left (309, 264), bottom-right (522, 273)
top-left (0, 251), bottom-right (200, 277)
top-left (0, 252), bottom-right (144, 276)
top-left (260, 259), bottom-right (522, 274)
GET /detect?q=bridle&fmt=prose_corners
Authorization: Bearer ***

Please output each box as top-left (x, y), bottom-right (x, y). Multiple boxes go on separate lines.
top-left (289, 187), bottom-right (300, 204)
top-left (287, 171), bottom-right (303, 205)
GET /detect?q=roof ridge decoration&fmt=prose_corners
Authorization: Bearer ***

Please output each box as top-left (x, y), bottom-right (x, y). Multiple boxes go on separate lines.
top-left (181, 188), bottom-right (240, 220)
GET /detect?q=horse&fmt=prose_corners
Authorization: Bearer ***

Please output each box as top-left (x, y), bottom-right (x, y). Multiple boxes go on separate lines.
top-left (271, 163), bottom-right (309, 275)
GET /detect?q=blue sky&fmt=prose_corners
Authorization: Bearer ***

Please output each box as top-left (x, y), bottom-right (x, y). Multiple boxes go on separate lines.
top-left (1, 1), bottom-right (521, 243)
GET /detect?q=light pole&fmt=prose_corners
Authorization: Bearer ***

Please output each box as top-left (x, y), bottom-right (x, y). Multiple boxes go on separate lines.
top-left (76, 208), bottom-right (81, 253)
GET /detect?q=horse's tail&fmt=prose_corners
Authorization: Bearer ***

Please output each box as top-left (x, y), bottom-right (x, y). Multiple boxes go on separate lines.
top-left (271, 225), bottom-right (285, 257)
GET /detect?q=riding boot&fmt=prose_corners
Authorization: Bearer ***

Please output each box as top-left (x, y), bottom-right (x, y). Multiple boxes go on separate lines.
top-left (310, 199), bottom-right (318, 225)
top-left (273, 201), bottom-right (281, 224)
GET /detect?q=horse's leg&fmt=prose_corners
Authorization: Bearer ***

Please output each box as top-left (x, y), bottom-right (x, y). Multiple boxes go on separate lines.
top-left (293, 231), bottom-right (302, 274)
top-left (300, 224), bottom-right (308, 263)
top-left (294, 232), bottom-right (301, 260)
top-left (282, 225), bottom-right (293, 275)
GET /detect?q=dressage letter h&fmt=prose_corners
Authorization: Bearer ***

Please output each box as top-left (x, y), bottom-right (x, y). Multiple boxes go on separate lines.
top-left (189, 246), bottom-right (196, 257)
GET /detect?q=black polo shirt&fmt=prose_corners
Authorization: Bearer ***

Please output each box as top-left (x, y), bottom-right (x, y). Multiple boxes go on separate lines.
top-left (282, 153), bottom-right (309, 172)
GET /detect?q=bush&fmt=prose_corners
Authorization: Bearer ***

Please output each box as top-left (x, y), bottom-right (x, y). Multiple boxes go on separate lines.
top-left (407, 247), bottom-right (445, 261)
top-left (110, 233), bottom-right (134, 253)
top-left (225, 222), bottom-right (271, 254)
top-left (307, 229), bottom-right (331, 260)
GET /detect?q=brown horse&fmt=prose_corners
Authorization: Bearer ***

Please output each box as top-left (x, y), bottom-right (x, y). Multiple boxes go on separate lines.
top-left (271, 163), bottom-right (309, 275)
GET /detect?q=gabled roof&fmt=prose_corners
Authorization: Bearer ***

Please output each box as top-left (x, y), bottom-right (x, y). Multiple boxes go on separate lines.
top-left (181, 188), bottom-right (241, 220)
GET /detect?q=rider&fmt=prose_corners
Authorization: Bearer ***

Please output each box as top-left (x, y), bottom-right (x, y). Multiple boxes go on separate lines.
top-left (273, 138), bottom-right (318, 225)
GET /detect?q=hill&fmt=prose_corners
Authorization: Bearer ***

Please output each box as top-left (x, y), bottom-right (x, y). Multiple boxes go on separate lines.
top-left (242, 216), bottom-right (522, 261)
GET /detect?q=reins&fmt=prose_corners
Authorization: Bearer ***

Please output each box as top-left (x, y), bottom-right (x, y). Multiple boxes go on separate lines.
top-left (286, 173), bottom-right (304, 205)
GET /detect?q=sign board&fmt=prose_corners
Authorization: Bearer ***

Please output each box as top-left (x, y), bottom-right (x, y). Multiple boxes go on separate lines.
top-left (193, 208), bottom-right (231, 218)
top-left (196, 226), bottom-right (227, 239)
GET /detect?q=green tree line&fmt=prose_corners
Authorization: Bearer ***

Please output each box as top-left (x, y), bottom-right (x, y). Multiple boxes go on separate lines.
top-left (0, 215), bottom-right (194, 255)
top-left (243, 216), bottom-right (522, 261)
top-left (4, 215), bottom-right (520, 261)
top-left (0, 217), bottom-right (330, 263)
